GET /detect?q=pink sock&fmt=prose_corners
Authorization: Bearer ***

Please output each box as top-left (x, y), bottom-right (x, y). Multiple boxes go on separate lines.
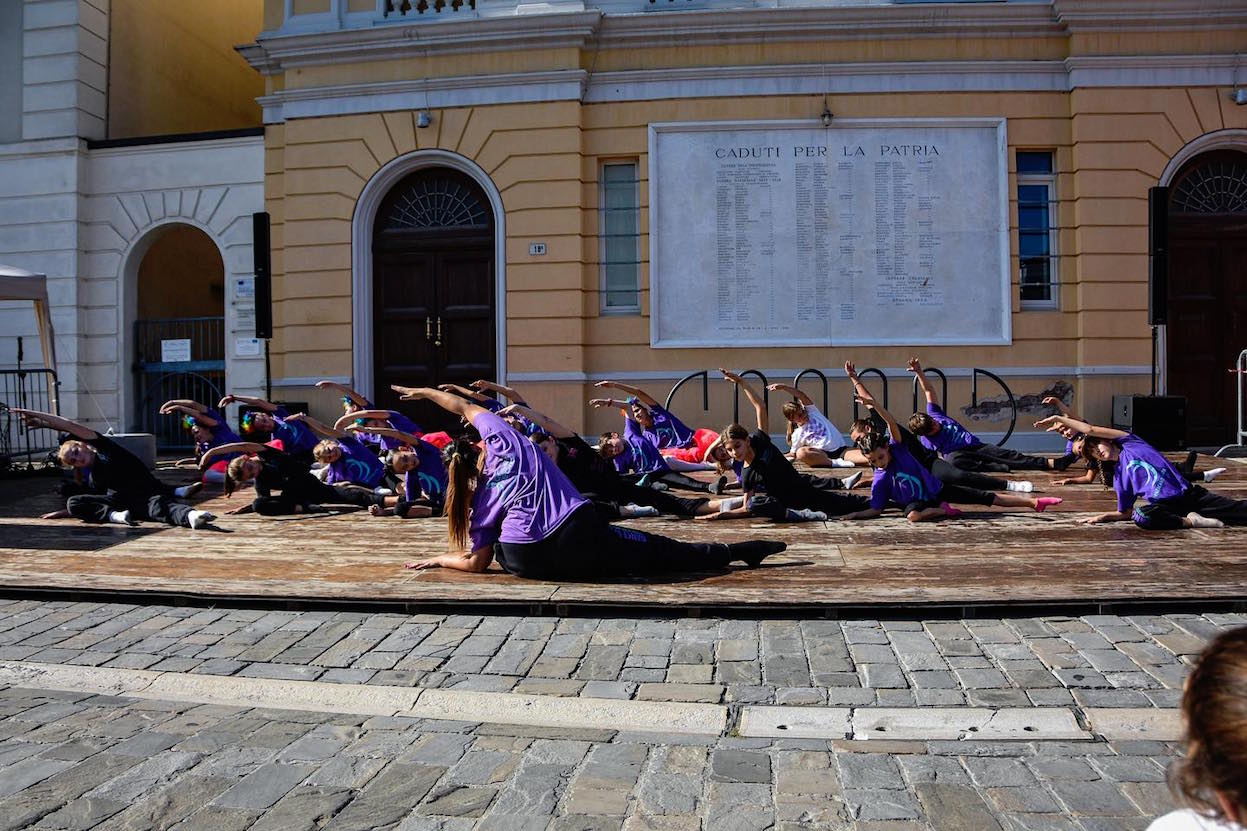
top-left (1035, 496), bottom-right (1063, 512)
top-left (942, 502), bottom-right (963, 518)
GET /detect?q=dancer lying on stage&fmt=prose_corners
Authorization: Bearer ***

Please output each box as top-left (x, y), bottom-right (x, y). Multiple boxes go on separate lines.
top-left (906, 358), bottom-right (1066, 472)
top-left (706, 370), bottom-right (868, 523)
top-left (1042, 396), bottom-right (1226, 486)
top-left (1035, 414), bottom-right (1246, 530)
top-left (206, 442), bottom-right (385, 516)
top-left (159, 399), bottom-right (243, 483)
top-left (768, 381), bottom-right (868, 468)
top-left (218, 394), bottom-right (319, 462)
top-left (394, 386), bottom-right (785, 579)
top-left (284, 414), bottom-right (386, 490)
top-left (16, 409), bottom-right (214, 528)
top-left (845, 362), bottom-right (1035, 494)
top-left (345, 422), bottom-right (446, 518)
top-left (840, 389), bottom-right (1061, 523)
top-left (498, 403), bottom-right (724, 519)
top-left (591, 380), bottom-right (720, 463)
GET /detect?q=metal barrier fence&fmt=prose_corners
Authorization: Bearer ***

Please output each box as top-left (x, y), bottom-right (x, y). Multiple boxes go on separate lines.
top-left (0, 368), bottom-right (61, 470)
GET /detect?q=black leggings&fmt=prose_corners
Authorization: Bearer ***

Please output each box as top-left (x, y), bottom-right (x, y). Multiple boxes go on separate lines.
top-left (620, 470), bottom-right (716, 493)
top-left (930, 458), bottom-right (1010, 491)
top-left (1133, 485), bottom-right (1247, 530)
top-left (947, 444), bottom-right (1051, 472)
top-left (747, 489), bottom-right (869, 521)
top-left (67, 491), bottom-right (195, 527)
top-left (497, 504), bottom-right (736, 580)
top-left (904, 483), bottom-right (996, 514)
top-left (253, 481), bottom-right (382, 516)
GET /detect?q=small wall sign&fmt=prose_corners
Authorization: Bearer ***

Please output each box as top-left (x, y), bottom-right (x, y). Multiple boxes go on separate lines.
top-left (528, 242), bottom-right (547, 256)
top-left (160, 339), bottom-right (192, 363)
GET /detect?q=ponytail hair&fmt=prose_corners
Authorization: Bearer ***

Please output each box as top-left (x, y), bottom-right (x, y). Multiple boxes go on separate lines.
top-left (781, 400), bottom-right (804, 446)
top-left (224, 455), bottom-right (250, 497)
top-left (442, 437), bottom-right (481, 551)
top-left (856, 428), bottom-right (889, 455)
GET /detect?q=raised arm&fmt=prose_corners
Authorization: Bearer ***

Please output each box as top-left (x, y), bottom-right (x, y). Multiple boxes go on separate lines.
top-left (161, 403), bottom-right (220, 427)
top-left (219, 394), bottom-right (277, 412)
top-left (471, 380), bottom-right (526, 404)
top-left (721, 369), bottom-right (767, 430)
top-left (499, 404), bottom-right (574, 439)
top-left (160, 399), bottom-right (209, 415)
top-left (393, 386), bottom-right (489, 425)
top-left (1033, 414), bottom-right (1127, 441)
top-left (347, 424), bottom-right (421, 446)
top-left (1042, 395), bottom-right (1075, 418)
top-left (767, 383), bottom-right (814, 407)
top-left (436, 383), bottom-right (492, 404)
top-left (593, 380), bottom-right (658, 408)
top-left (846, 361), bottom-right (900, 442)
top-left (314, 381), bottom-right (370, 408)
top-left (12, 409), bottom-right (97, 441)
top-left (907, 357), bottom-right (939, 406)
top-left (588, 397), bottom-right (638, 414)
top-left (285, 413), bottom-right (341, 439)
top-left (200, 441), bottom-right (268, 470)
top-left (333, 409), bottom-right (397, 431)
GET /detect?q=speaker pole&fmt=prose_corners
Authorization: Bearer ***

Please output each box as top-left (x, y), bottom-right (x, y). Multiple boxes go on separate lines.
top-left (1151, 325), bottom-right (1158, 396)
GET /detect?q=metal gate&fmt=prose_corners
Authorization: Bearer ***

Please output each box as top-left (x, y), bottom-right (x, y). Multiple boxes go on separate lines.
top-left (134, 317), bottom-right (225, 450)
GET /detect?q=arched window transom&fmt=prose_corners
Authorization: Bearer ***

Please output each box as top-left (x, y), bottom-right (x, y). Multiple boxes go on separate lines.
top-left (378, 175), bottom-right (491, 232)
top-left (1170, 153), bottom-right (1247, 215)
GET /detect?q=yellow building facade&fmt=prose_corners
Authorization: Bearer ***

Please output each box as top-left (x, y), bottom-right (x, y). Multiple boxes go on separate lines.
top-left (241, 0), bottom-right (1247, 446)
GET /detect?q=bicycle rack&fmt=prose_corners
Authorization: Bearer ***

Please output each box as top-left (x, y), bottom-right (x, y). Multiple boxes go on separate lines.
top-left (911, 367), bottom-right (949, 414)
top-left (732, 370), bottom-right (769, 424)
top-left (972, 367), bottom-right (1018, 446)
top-left (664, 370), bottom-right (710, 414)
top-left (1216, 348), bottom-right (1247, 457)
top-left (792, 368), bottom-right (829, 414)
top-left (851, 368), bottom-right (888, 421)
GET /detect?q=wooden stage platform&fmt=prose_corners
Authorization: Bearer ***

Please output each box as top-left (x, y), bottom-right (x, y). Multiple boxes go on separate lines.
top-left (2, 456), bottom-right (1246, 613)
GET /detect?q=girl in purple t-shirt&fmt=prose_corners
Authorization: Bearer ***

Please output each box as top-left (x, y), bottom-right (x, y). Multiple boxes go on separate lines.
top-left (283, 413), bottom-right (386, 489)
top-left (391, 386), bottom-right (784, 580)
top-left (1036, 414), bottom-right (1247, 530)
top-left (159, 399), bottom-right (243, 484)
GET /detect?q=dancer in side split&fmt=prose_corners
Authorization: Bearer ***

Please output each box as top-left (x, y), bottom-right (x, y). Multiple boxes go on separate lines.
top-left (1035, 413), bottom-right (1247, 530)
top-left (393, 386), bottom-right (785, 580)
top-left (591, 380), bottom-right (721, 464)
top-left (905, 358), bottom-right (1067, 472)
top-left (844, 362), bottom-right (1036, 494)
top-left (593, 400), bottom-right (728, 495)
top-left (768, 382), bottom-right (868, 468)
top-left (839, 386), bottom-right (1061, 523)
top-left (15, 409), bottom-right (214, 529)
top-left (283, 413), bottom-right (387, 491)
top-left (205, 442), bottom-right (387, 516)
top-left (343, 420), bottom-right (447, 518)
top-left (218, 394), bottom-right (319, 462)
top-left (707, 369), bottom-right (868, 523)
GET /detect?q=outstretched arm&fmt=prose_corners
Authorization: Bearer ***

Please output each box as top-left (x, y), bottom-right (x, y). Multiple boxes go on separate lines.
top-left (393, 386), bottom-right (489, 425)
top-left (12, 409), bottom-right (97, 441)
top-left (218, 395), bottom-right (277, 412)
top-left (160, 399), bottom-right (209, 415)
top-left (472, 380), bottom-right (526, 403)
top-left (332, 409), bottom-right (398, 431)
top-left (405, 545), bottom-right (494, 573)
top-left (844, 361), bottom-right (900, 442)
top-left (1042, 395), bottom-right (1076, 419)
top-left (767, 383), bottom-right (814, 407)
top-left (161, 403), bottom-right (220, 427)
top-left (347, 425), bottom-right (421, 446)
top-left (1033, 415), bottom-right (1127, 441)
top-left (315, 381), bottom-right (370, 408)
top-left (593, 380), bottom-right (658, 408)
top-left (437, 383), bottom-right (492, 404)
top-left (840, 507), bottom-right (884, 521)
top-left (285, 413), bottom-right (341, 439)
top-left (200, 442), bottom-right (268, 470)
top-left (499, 404), bottom-right (574, 439)
top-left (907, 357), bottom-right (938, 406)
top-left (721, 369), bottom-right (767, 430)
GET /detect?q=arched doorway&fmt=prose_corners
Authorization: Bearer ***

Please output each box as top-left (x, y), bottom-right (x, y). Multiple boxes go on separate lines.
top-left (131, 224), bottom-right (227, 448)
top-left (1166, 149), bottom-right (1247, 446)
top-left (371, 167), bottom-right (496, 431)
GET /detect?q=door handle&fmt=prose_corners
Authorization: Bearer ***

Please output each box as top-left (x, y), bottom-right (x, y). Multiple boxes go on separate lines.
top-left (426, 317), bottom-right (432, 342)
top-left (436, 316), bottom-right (442, 347)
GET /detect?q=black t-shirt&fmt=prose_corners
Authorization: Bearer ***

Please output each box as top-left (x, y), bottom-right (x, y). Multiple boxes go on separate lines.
top-left (868, 413), bottom-right (937, 469)
top-left (254, 447), bottom-right (317, 497)
top-left (741, 430), bottom-right (812, 507)
top-left (555, 435), bottom-right (620, 494)
top-left (86, 435), bottom-right (161, 495)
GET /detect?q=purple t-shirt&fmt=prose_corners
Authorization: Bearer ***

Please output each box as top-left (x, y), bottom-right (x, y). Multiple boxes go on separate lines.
top-left (1113, 433), bottom-right (1189, 513)
top-left (325, 434), bottom-right (385, 488)
top-left (270, 407), bottom-right (317, 455)
top-left (919, 403), bottom-right (982, 456)
top-left (870, 440), bottom-right (945, 511)
top-left (195, 408), bottom-right (242, 459)
top-left (645, 404), bottom-right (695, 449)
top-left (402, 438), bottom-right (448, 507)
top-left (468, 411), bottom-right (587, 550)
top-left (611, 433), bottom-right (670, 475)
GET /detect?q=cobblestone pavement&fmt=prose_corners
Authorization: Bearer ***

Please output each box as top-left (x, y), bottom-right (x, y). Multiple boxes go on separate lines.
top-left (0, 599), bottom-right (1242, 830)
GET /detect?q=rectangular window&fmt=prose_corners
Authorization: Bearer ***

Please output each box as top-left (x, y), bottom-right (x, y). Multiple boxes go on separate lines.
top-left (1017, 151), bottom-right (1058, 308)
top-left (600, 161), bottom-right (641, 314)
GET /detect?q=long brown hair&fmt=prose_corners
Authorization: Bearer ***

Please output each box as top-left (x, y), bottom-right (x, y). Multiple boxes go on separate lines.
top-left (224, 455), bottom-right (250, 497)
top-left (1170, 625), bottom-right (1247, 819)
top-left (781, 400), bottom-right (804, 446)
top-left (443, 437), bottom-right (482, 551)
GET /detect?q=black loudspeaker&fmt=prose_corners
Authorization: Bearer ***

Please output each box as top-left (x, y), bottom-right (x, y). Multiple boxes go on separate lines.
top-left (252, 211), bottom-right (273, 340)
top-left (1112, 394), bottom-right (1187, 450)
top-left (1148, 186), bottom-right (1168, 326)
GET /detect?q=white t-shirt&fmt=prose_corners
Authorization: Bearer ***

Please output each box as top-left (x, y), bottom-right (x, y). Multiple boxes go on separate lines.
top-left (789, 405), bottom-right (846, 453)
top-left (1148, 810), bottom-right (1244, 831)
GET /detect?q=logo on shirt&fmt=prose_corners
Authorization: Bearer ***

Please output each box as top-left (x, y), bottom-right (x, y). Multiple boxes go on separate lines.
top-left (895, 472), bottom-right (929, 502)
top-left (345, 458), bottom-right (375, 484)
top-left (1124, 459), bottom-right (1179, 500)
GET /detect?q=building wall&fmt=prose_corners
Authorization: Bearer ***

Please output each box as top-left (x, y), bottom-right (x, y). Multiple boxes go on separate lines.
top-left (107, 0), bottom-right (263, 139)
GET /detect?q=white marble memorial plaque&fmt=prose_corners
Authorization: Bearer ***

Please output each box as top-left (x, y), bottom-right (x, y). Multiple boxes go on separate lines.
top-left (648, 119), bottom-right (1010, 348)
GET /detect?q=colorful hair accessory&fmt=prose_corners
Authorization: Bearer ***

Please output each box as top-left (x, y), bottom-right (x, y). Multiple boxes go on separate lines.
top-left (341, 396), bottom-right (353, 405)
top-left (354, 418), bottom-right (367, 426)
top-left (180, 414), bottom-right (197, 430)
top-left (240, 411), bottom-right (258, 434)
top-left (626, 396), bottom-right (640, 406)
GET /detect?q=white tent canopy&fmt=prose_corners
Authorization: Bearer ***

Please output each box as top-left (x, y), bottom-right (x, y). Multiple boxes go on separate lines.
top-left (0, 265), bottom-right (60, 413)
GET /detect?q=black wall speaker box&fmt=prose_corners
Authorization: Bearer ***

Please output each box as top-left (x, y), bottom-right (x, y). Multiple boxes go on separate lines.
top-left (1112, 394), bottom-right (1186, 450)
top-left (252, 211), bottom-right (273, 340)
top-left (1148, 186), bottom-right (1168, 326)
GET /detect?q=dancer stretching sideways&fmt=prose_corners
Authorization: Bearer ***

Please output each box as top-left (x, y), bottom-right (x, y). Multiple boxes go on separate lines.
top-left (393, 386), bottom-right (786, 580)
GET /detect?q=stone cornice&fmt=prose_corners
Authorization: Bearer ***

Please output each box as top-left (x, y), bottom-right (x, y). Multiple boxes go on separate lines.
top-left (1053, 0), bottom-right (1247, 31)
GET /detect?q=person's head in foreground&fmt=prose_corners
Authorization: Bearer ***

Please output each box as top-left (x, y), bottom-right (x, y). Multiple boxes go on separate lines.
top-left (1154, 625), bottom-right (1247, 830)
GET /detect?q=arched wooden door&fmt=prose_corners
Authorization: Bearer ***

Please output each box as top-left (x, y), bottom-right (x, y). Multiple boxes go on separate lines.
top-left (1166, 149), bottom-right (1247, 446)
top-left (372, 168), bottom-right (495, 432)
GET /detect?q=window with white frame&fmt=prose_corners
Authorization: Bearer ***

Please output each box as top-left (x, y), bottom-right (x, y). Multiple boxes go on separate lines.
top-left (1017, 151), bottom-right (1058, 307)
top-left (600, 161), bottom-right (641, 313)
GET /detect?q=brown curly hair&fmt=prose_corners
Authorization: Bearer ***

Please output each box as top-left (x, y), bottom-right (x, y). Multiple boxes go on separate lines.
top-left (1170, 625), bottom-right (1247, 820)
